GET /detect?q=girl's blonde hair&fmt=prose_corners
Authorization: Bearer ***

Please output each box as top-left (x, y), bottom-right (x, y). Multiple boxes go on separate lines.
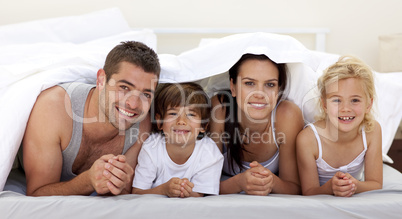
top-left (316, 55), bottom-right (376, 132)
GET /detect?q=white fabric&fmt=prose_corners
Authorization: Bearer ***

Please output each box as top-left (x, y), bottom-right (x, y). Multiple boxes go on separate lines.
top-left (306, 124), bottom-right (366, 186)
top-left (133, 134), bottom-right (224, 195)
top-left (0, 8), bottom-right (131, 46)
top-left (2, 164), bottom-right (402, 218)
top-left (158, 34), bottom-right (402, 164)
top-left (0, 8), bottom-right (157, 191)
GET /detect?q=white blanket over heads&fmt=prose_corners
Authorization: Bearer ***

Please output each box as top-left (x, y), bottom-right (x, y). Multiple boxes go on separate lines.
top-left (1, 9), bottom-right (402, 192)
top-left (158, 32), bottom-right (402, 165)
top-left (0, 8), bottom-right (157, 191)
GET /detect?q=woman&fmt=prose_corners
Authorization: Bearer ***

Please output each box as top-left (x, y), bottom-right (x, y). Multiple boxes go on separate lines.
top-left (209, 54), bottom-right (303, 195)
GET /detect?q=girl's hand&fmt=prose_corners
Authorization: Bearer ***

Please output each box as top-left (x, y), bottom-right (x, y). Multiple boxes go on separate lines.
top-left (239, 161), bottom-right (274, 195)
top-left (343, 173), bottom-right (358, 196)
top-left (331, 172), bottom-right (356, 197)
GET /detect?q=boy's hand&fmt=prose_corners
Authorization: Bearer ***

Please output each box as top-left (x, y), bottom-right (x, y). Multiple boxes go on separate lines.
top-left (164, 178), bottom-right (183, 197)
top-left (179, 178), bottom-right (194, 198)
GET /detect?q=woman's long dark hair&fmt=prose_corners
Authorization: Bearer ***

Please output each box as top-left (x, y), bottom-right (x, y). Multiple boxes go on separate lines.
top-left (219, 54), bottom-right (288, 174)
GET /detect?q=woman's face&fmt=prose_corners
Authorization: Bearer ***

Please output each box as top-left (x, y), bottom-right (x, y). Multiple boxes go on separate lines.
top-left (230, 59), bottom-right (280, 122)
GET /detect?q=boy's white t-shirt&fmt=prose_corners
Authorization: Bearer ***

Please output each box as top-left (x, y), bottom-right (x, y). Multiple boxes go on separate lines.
top-left (132, 133), bottom-right (224, 195)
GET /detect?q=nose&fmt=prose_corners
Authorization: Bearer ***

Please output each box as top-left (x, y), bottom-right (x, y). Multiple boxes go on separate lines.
top-left (176, 113), bottom-right (187, 125)
top-left (252, 85), bottom-right (266, 99)
top-left (340, 101), bottom-right (351, 112)
top-left (125, 91), bottom-right (141, 109)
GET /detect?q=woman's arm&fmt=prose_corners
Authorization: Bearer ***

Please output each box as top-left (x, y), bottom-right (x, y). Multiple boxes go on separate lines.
top-left (273, 101), bottom-right (304, 194)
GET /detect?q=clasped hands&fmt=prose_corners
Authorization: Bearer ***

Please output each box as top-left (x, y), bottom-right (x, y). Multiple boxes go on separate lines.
top-left (331, 172), bottom-right (357, 197)
top-left (89, 154), bottom-right (134, 195)
top-left (240, 161), bottom-right (274, 196)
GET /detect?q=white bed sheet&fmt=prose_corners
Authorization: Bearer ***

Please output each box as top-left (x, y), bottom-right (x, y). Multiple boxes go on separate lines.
top-left (1, 164), bottom-right (401, 219)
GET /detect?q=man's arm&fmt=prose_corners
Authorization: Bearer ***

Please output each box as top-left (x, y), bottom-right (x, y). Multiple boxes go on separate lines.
top-left (23, 87), bottom-right (109, 196)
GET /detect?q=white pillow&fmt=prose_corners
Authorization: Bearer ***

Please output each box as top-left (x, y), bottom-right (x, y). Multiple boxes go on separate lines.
top-left (0, 7), bottom-right (130, 46)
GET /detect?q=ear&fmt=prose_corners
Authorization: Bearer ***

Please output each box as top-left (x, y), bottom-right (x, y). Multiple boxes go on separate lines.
top-left (200, 123), bottom-right (208, 133)
top-left (366, 98), bottom-right (374, 113)
top-left (230, 79), bottom-right (236, 97)
top-left (97, 69), bottom-right (106, 89)
top-left (321, 97), bottom-right (327, 112)
top-left (155, 114), bottom-right (163, 130)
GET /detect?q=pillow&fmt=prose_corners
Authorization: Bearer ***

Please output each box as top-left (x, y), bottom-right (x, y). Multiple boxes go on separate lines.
top-left (0, 7), bottom-right (130, 46)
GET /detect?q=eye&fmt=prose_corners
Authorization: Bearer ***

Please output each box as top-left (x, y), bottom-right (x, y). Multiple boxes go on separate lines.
top-left (120, 85), bottom-right (129, 90)
top-left (187, 113), bottom-right (196, 117)
top-left (143, 93), bottom-right (152, 99)
top-left (265, 83), bottom-right (275, 87)
top-left (351, 98), bottom-right (360, 103)
top-left (332, 99), bottom-right (340, 103)
top-left (244, 81), bottom-right (254, 86)
top-left (167, 112), bottom-right (177, 117)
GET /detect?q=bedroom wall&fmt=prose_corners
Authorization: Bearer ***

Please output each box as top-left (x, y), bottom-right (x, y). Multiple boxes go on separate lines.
top-left (1, 0), bottom-right (402, 72)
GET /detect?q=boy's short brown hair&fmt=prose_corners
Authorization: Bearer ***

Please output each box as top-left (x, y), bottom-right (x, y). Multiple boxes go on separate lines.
top-left (152, 82), bottom-right (211, 133)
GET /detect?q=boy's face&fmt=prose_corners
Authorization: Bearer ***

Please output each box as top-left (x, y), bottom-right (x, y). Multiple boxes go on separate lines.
top-left (159, 105), bottom-right (205, 148)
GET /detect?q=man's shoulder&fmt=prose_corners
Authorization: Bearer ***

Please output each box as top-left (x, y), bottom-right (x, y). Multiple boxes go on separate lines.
top-left (31, 85), bottom-right (73, 124)
top-left (36, 85), bottom-right (69, 105)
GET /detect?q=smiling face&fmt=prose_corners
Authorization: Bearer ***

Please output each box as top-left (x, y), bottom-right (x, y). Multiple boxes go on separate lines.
top-left (230, 59), bottom-right (280, 122)
top-left (159, 105), bottom-right (204, 148)
top-left (99, 61), bottom-right (158, 130)
top-left (323, 78), bottom-right (373, 133)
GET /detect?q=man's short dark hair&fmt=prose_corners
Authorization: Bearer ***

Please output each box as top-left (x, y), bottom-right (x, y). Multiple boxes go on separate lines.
top-left (103, 41), bottom-right (160, 81)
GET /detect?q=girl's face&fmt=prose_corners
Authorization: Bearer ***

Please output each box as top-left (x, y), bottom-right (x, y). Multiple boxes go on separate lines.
top-left (323, 78), bottom-right (373, 133)
top-left (159, 105), bottom-right (204, 148)
top-left (230, 59), bottom-right (280, 122)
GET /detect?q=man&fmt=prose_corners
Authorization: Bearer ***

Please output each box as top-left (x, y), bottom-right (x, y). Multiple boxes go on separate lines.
top-left (22, 41), bottom-right (160, 196)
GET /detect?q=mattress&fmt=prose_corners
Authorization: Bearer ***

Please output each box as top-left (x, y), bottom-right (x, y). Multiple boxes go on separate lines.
top-left (1, 164), bottom-right (402, 219)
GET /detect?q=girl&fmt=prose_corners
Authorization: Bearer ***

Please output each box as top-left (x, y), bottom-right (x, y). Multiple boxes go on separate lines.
top-left (210, 54), bottom-right (303, 195)
top-left (296, 55), bottom-right (383, 196)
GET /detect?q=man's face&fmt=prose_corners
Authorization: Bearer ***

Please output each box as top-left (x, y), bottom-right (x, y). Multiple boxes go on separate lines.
top-left (99, 61), bottom-right (158, 131)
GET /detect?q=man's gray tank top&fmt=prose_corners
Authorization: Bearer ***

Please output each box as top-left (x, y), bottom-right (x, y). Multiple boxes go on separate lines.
top-left (58, 82), bottom-right (139, 182)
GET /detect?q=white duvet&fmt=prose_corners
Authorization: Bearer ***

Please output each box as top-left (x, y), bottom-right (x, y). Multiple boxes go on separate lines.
top-left (1, 8), bottom-right (401, 191)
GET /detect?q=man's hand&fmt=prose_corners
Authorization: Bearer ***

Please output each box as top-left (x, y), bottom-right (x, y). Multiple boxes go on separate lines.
top-left (88, 154), bottom-right (134, 195)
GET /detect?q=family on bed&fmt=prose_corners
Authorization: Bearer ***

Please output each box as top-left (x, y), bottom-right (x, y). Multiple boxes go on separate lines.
top-left (21, 41), bottom-right (383, 197)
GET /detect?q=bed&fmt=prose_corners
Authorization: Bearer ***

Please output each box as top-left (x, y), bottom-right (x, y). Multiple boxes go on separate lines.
top-left (1, 8), bottom-right (402, 219)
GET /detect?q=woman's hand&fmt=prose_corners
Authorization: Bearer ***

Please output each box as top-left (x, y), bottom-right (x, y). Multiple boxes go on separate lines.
top-left (238, 161), bottom-right (274, 195)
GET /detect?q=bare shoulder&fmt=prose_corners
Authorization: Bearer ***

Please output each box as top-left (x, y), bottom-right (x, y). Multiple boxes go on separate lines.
top-left (35, 85), bottom-right (71, 112)
top-left (296, 124), bottom-right (318, 156)
top-left (365, 120), bottom-right (382, 147)
top-left (275, 100), bottom-right (304, 131)
top-left (276, 100), bottom-right (302, 118)
top-left (25, 85), bottom-right (73, 148)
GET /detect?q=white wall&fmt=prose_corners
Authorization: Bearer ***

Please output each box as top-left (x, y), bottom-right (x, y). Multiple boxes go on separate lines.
top-left (1, 0), bottom-right (402, 71)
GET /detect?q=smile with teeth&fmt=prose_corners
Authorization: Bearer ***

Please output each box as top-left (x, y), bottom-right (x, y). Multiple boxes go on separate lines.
top-left (174, 129), bottom-right (190, 134)
top-left (117, 107), bottom-right (135, 117)
top-left (249, 102), bottom-right (267, 107)
top-left (339, 116), bottom-right (355, 121)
